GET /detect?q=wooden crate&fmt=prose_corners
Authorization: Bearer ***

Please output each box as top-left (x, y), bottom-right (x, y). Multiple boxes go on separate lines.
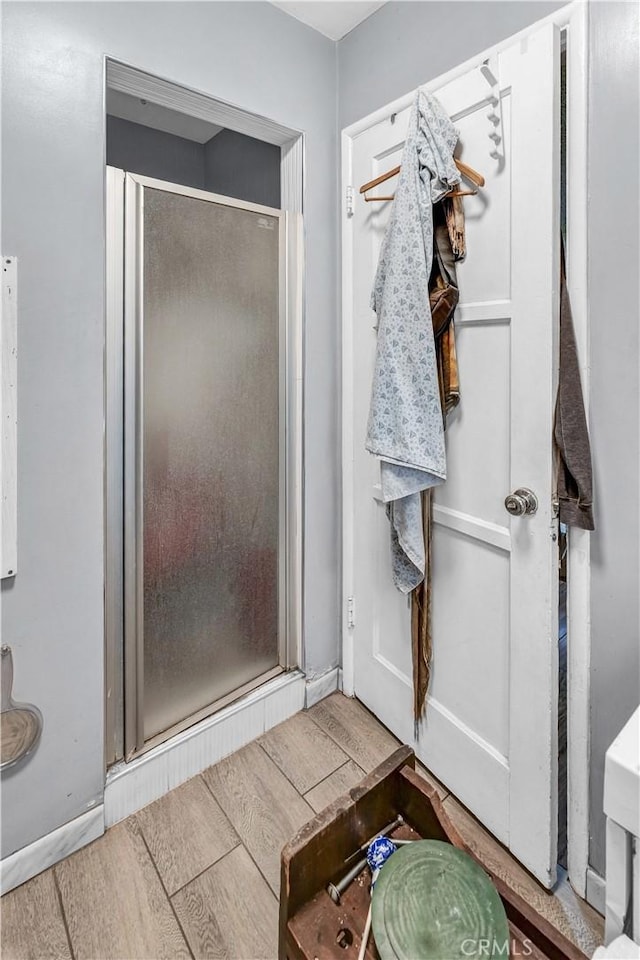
top-left (280, 746), bottom-right (586, 960)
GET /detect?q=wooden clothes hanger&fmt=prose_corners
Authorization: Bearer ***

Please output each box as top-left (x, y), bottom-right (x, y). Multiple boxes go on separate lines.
top-left (360, 157), bottom-right (485, 202)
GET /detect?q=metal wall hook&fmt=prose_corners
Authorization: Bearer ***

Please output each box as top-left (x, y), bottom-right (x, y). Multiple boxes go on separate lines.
top-left (480, 56), bottom-right (504, 163)
top-left (480, 61), bottom-right (499, 88)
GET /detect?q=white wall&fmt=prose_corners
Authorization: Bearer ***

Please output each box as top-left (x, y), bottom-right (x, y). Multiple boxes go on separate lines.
top-left (0, 0), bottom-right (338, 858)
top-left (337, 0), bottom-right (640, 881)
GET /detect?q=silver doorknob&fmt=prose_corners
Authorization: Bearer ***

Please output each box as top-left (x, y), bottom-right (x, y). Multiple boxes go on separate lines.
top-left (504, 488), bottom-right (538, 516)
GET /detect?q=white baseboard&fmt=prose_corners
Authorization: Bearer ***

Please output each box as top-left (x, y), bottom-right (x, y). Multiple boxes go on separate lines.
top-left (104, 669), bottom-right (305, 826)
top-left (586, 865), bottom-right (606, 916)
top-left (1, 805), bottom-right (105, 895)
top-left (0, 671), bottom-right (305, 892)
top-left (305, 667), bottom-right (340, 708)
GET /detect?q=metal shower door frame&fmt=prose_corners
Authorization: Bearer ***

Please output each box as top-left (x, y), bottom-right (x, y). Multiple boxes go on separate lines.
top-left (106, 169), bottom-right (301, 762)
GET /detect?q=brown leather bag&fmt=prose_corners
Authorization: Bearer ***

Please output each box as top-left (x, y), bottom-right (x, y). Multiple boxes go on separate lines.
top-left (429, 218), bottom-right (459, 338)
top-left (430, 278), bottom-right (458, 338)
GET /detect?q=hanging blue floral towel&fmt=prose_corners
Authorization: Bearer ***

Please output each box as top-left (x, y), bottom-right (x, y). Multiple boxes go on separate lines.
top-left (366, 90), bottom-right (460, 593)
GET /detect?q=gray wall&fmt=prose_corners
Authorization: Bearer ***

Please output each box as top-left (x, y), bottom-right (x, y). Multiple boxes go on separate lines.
top-left (106, 115), bottom-right (206, 190)
top-left (106, 118), bottom-right (282, 207)
top-left (337, 1), bottom-right (566, 129)
top-left (205, 129), bottom-right (281, 208)
top-left (0, 0), bottom-right (337, 858)
top-left (338, 0), bottom-right (640, 881)
top-left (586, 0), bottom-right (640, 878)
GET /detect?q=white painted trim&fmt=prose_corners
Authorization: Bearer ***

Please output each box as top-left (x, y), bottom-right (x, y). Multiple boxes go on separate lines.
top-left (305, 668), bottom-right (340, 708)
top-left (0, 805), bottom-right (105, 895)
top-left (456, 300), bottom-right (512, 324)
top-left (105, 59), bottom-right (305, 215)
top-left (282, 135), bottom-right (305, 215)
top-left (432, 505), bottom-right (511, 554)
top-left (586, 865), bottom-right (606, 917)
top-left (1, 256), bottom-right (17, 579)
top-left (372, 485), bottom-right (512, 551)
top-left (104, 670), bottom-right (305, 826)
top-left (341, 127), bottom-right (356, 698)
top-left (106, 60), bottom-right (300, 147)
top-left (341, 0), bottom-right (590, 881)
top-left (124, 171), bottom-right (285, 218)
top-left (565, 0), bottom-right (592, 902)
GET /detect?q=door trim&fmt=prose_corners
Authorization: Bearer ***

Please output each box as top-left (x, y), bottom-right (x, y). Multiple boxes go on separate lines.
top-left (564, 0), bottom-right (590, 901)
top-left (104, 59), bottom-right (304, 214)
top-left (340, 0), bottom-right (590, 896)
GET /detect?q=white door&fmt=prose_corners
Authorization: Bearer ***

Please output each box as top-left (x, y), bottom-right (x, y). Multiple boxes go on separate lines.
top-left (343, 23), bottom-right (561, 886)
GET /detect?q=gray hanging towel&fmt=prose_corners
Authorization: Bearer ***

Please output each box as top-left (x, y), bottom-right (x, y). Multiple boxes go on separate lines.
top-left (554, 240), bottom-right (595, 530)
top-left (367, 90), bottom-right (460, 593)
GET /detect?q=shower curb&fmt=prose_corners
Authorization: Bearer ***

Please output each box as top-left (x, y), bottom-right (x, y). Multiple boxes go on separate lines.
top-left (104, 670), bottom-right (305, 827)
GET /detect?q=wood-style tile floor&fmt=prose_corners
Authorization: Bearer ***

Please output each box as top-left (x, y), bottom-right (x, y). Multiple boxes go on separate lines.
top-left (1, 693), bottom-right (604, 960)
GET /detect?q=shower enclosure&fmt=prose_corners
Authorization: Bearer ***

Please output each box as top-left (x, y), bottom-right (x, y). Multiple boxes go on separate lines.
top-left (106, 170), bottom-right (301, 761)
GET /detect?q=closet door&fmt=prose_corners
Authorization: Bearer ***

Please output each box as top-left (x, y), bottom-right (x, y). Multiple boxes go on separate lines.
top-left (344, 22), bottom-right (561, 886)
top-left (124, 175), bottom-right (285, 750)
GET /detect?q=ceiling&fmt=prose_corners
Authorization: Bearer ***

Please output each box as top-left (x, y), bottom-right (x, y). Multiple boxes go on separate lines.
top-left (269, 1), bottom-right (386, 40)
top-left (106, 89), bottom-right (223, 143)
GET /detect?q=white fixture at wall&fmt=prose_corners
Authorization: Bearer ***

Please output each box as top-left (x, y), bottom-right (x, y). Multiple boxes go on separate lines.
top-left (604, 706), bottom-right (640, 945)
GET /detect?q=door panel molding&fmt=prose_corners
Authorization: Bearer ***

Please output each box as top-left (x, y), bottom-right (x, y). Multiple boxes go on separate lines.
top-left (341, 0), bottom-right (589, 890)
top-left (432, 505), bottom-right (512, 553)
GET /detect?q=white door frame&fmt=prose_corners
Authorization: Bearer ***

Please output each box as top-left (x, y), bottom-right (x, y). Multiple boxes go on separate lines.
top-left (341, 0), bottom-right (590, 897)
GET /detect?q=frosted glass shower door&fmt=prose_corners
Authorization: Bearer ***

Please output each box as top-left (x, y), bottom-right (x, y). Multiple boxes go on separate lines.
top-left (124, 174), bottom-right (285, 751)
